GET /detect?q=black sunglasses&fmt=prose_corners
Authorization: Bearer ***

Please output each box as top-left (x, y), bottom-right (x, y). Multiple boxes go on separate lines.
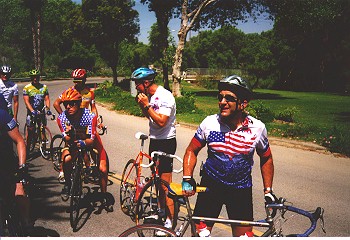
top-left (217, 94), bottom-right (238, 103)
top-left (63, 100), bottom-right (80, 107)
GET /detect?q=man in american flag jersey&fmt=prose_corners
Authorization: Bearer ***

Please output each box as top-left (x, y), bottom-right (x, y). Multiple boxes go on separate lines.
top-left (56, 88), bottom-right (97, 200)
top-left (181, 75), bottom-right (276, 237)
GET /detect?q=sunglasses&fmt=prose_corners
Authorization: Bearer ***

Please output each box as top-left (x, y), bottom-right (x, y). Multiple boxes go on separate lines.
top-left (63, 101), bottom-right (80, 108)
top-left (217, 94), bottom-right (238, 103)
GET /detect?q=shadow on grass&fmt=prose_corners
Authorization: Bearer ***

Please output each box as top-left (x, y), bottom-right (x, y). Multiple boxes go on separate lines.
top-left (335, 111), bottom-right (350, 123)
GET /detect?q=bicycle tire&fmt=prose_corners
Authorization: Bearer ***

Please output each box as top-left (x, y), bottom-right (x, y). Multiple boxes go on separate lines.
top-left (39, 126), bottom-right (52, 160)
top-left (119, 223), bottom-right (177, 237)
top-left (50, 134), bottom-right (65, 172)
top-left (135, 178), bottom-right (178, 229)
top-left (23, 123), bottom-right (37, 153)
top-left (120, 159), bottom-right (137, 219)
top-left (69, 162), bottom-right (83, 231)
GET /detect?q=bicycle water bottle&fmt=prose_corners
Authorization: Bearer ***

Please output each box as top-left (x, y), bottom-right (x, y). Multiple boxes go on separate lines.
top-left (198, 221), bottom-right (210, 237)
top-left (239, 231), bottom-right (254, 237)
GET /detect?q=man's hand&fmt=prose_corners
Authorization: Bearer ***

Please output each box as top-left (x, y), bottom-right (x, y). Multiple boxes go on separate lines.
top-left (137, 92), bottom-right (149, 108)
top-left (182, 177), bottom-right (196, 196)
top-left (76, 140), bottom-right (86, 149)
top-left (264, 191), bottom-right (278, 204)
top-left (31, 110), bottom-right (40, 116)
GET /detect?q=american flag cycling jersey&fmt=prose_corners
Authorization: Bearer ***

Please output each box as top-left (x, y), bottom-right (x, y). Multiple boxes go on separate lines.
top-left (192, 114), bottom-right (271, 188)
top-left (57, 108), bottom-right (97, 141)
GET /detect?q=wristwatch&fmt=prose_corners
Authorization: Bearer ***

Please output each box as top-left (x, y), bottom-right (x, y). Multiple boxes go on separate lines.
top-left (144, 105), bottom-right (152, 111)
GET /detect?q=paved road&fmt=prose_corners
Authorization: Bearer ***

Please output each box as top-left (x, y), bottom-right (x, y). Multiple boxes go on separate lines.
top-left (14, 78), bottom-right (350, 237)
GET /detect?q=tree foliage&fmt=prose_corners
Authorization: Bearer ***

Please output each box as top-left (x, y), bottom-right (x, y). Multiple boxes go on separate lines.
top-left (77, 0), bottom-right (139, 83)
top-left (264, 0), bottom-right (350, 92)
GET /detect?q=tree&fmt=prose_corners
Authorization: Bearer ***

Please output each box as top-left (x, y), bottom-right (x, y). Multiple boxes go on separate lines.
top-left (264, 0), bottom-right (350, 92)
top-left (23, 0), bottom-right (45, 71)
top-left (172, 0), bottom-right (264, 96)
top-left (141, 0), bottom-right (179, 90)
top-left (78, 0), bottom-right (139, 84)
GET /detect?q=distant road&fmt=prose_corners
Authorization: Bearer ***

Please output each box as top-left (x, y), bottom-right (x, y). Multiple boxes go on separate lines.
top-left (14, 78), bottom-right (350, 237)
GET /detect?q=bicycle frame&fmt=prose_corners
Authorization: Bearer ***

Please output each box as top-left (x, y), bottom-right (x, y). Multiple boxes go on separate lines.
top-left (166, 184), bottom-right (325, 237)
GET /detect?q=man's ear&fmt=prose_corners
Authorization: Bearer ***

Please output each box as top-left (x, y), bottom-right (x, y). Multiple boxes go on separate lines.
top-left (241, 100), bottom-right (248, 109)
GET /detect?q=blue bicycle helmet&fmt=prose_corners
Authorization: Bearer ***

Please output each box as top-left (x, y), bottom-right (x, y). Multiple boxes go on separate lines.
top-left (131, 67), bottom-right (157, 81)
top-left (218, 75), bottom-right (252, 101)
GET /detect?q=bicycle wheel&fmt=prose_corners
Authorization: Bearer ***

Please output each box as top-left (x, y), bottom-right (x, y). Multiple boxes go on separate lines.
top-left (70, 163), bottom-right (83, 230)
top-left (50, 134), bottom-right (65, 172)
top-left (120, 159), bottom-right (137, 219)
top-left (119, 224), bottom-right (177, 237)
top-left (135, 178), bottom-right (178, 228)
top-left (23, 123), bottom-right (37, 153)
top-left (39, 126), bottom-right (52, 160)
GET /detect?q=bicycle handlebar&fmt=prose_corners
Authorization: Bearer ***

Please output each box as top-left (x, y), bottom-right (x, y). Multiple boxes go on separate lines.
top-left (263, 199), bottom-right (326, 237)
top-left (139, 151), bottom-right (183, 173)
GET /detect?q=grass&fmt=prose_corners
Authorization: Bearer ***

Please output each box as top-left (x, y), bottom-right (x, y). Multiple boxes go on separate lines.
top-left (95, 80), bottom-right (350, 157)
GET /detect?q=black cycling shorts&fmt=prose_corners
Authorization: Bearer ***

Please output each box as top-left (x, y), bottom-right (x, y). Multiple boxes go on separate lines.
top-left (193, 171), bottom-right (253, 227)
top-left (149, 138), bottom-right (176, 174)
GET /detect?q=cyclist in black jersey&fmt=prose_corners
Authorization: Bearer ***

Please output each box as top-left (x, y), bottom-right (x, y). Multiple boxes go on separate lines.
top-left (0, 92), bottom-right (31, 234)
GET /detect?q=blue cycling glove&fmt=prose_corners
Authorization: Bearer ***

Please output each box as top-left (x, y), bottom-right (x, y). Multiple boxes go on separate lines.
top-left (182, 177), bottom-right (196, 193)
top-left (77, 140), bottom-right (86, 148)
top-left (31, 110), bottom-right (39, 116)
top-left (47, 110), bottom-right (52, 115)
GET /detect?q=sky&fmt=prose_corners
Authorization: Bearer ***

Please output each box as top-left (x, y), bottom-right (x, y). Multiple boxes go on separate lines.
top-left (72, 0), bottom-right (273, 44)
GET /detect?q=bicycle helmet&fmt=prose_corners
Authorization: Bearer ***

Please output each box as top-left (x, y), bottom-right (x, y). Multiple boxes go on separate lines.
top-left (60, 88), bottom-right (82, 102)
top-left (131, 67), bottom-right (157, 81)
top-left (218, 75), bottom-right (252, 101)
top-left (72, 68), bottom-right (87, 80)
top-left (29, 69), bottom-right (40, 76)
top-left (1, 65), bottom-right (11, 74)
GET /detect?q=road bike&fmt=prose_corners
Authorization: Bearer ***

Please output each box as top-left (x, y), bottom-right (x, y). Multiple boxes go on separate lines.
top-left (119, 182), bottom-right (326, 237)
top-left (120, 132), bottom-right (183, 226)
top-left (50, 115), bottom-right (107, 173)
top-left (62, 139), bottom-right (100, 231)
top-left (24, 107), bottom-right (55, 159)
top-left (0, 167), bottom-right (30, 237)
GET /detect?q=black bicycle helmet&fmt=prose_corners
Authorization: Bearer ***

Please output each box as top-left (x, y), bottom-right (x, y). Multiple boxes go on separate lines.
top-left (218, 75), bottom-right (252, 101)
top-left (131, 67), bottom-right (157, 81)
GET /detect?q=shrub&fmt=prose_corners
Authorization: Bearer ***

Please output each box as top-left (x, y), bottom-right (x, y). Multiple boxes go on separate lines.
top-left (247, 100), bottom-right (274, 123)
top-left (321, 127), bottom-right (350, 156)
top-left (275, 107), bottom-right (298, 122)
top-left (176, 92), bottom-right (199, 114)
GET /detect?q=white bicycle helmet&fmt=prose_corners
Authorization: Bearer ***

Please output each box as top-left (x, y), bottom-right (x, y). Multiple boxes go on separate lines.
top-left (218, 75), bottom-right (252, 101)
top-left (1, 65), bottom-right (11, 74)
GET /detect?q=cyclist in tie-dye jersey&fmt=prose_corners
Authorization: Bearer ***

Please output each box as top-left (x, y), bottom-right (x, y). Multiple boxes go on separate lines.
top-left (181, 75), bottom-right (276, 237)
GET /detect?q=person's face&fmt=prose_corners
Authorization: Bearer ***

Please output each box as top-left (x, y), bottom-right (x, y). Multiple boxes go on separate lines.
top-left (218, 90), bottom-right (242, 118)
top-left (73, 79), bottom-right (85, 88)
top-left (63, 100), bottom-right (80, 115)
top-left (135, 80), bottom-right (147, 94)
top-left (0, 73), bottom-right (10, 81)
top-left (31, 76), bottom-right (40, 84)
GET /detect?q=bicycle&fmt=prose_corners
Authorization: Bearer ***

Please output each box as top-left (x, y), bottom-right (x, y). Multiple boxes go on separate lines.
top-left (50, 115), bottom-right (107, 173)
top-left (0, 167), bottom-right (29, 237)
top-left (120, 131), bottom-right (183, 226)
top-left (119, 182), bottom-right (326, 237)
top-left (24, 107), bottom-right (55, 159)
top-left (62, 136), bottom-right (100, 231)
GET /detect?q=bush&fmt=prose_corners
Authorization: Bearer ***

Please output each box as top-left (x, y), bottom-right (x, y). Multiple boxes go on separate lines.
top-left (275, 107), bottom-right (298, 122)
top-left (176, 92), bottom-right (199, 114)
top-left (247, 100), bottom-right (274, 123)
top-left (321, 127), bottom-right (350, 156)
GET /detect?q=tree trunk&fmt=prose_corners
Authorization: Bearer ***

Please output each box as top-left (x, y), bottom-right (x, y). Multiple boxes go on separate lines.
top-left (172, 29), bottom-right (188, 97)
top-left (31, 12), bottom-right (38, 69)
top-left (37, 13), bottom-right (42, 72)
top-left (112, 66), bottom-right (118, 85)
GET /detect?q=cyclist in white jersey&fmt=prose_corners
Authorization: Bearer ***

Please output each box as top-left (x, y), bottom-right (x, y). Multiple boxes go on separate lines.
top-left (182, 75), bottom-right (277, 237)
top-left (0, 65), bottom-right (19, 122)
top-left (131, 67), bottom-right (177, 232)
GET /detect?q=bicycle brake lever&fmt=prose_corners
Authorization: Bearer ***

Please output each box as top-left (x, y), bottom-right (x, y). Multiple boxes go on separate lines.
top-left (319, 208), bottom-right (326, 233)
